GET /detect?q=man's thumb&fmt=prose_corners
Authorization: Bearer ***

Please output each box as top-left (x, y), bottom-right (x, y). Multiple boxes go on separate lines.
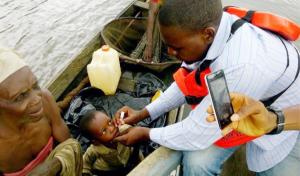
top-left (124, 117), bottom-right (136, 125)
top-left (232, 104), bottom-right (257, 121)
top-left (114, 134), bottom-right (127, 142)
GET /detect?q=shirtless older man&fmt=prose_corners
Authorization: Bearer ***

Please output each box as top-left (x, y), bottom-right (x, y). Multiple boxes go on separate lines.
top-left (0, 48), bottom-right (82, 176)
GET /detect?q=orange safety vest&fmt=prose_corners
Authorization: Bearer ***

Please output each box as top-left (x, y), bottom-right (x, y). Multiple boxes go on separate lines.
top-left (173, 7), bottom-right (300, 148)
top-left (225, 6), bottom-right (300, 41)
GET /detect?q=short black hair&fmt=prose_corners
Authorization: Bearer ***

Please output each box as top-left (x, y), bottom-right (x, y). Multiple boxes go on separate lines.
top-left (158, 0), bottom-right (223, 31)
top-left (79, 110), bottom-right (97, 140)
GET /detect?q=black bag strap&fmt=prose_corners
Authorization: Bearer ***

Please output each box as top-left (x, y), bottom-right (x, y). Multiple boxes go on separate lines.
top-left (225, 7), bottom-right (297, 106)
top-left (195, 59), bottom-right (215, 85)
top-left (191, 7), bottom-right (299, 106)
top-left (261, 46), bottom-right (300, 106)
top-left (185, 59), bottom-right (216, 105)
top-left (224, 6), bottom-right (255, 35)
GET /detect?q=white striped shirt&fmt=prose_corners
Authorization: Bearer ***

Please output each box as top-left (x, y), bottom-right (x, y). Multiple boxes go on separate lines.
top-left (146, 12), bottom-right (300, 172)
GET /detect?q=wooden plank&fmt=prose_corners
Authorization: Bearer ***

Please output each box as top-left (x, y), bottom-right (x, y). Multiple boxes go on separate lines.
top-left (47, 35), bottom-right (100, 99)
top-left (128, 146), bottom-right (182, 176)
top-left (134, 1), bottom-right (149, 10)
top-left (167, 108), bottom-right (179, 125)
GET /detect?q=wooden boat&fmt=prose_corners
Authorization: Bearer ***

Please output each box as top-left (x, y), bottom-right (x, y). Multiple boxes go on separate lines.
top-left (55, 1), bottom-right (185, 175)
top-left (53, 1), bottom-right (271, 175)
top-left (101, 17), bottom-right (181, 72)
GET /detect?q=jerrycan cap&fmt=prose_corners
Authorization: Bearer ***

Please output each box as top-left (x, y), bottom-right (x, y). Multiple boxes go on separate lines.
top-left (101, 45), bottom-right (110, 52)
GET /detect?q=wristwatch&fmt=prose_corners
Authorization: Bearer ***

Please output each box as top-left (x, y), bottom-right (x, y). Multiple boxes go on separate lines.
top-left (266, 106), bottom-right (285, 135)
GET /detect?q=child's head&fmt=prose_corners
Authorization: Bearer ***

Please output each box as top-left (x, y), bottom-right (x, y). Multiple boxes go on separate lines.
top-left (79, 110), bottom-right (118, 143)
top-left (158, 0), bottom-right (222, 63)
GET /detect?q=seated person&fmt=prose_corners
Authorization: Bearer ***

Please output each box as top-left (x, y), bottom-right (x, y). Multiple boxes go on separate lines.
top-left (79, 110), bottom-right (132, 176)
top-left (0, 48), bottom-right (82, 176)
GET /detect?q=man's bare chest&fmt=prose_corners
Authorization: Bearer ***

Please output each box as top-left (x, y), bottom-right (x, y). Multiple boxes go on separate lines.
top-left (0, 117), bottom-right (52, 172)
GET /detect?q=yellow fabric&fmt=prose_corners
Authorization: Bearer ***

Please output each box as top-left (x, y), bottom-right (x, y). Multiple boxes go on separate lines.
top-left (0, 48), bottom-right (27, 83)
top-left (46, 138), bottom-right (82, 176)
top-left (151, 89), bottom-right (163, 102)
top-left (83, 125), bottom-right (132, 175)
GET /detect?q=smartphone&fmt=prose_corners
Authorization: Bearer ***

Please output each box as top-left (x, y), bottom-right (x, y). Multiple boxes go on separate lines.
top-left (205, 70), bottom-right (233, 129)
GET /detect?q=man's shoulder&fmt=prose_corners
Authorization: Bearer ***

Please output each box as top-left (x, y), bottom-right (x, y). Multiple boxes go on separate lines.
top-left (41, 89), bottom-right (54, 102)
top-left (41, 89), bottom-right (59, 118)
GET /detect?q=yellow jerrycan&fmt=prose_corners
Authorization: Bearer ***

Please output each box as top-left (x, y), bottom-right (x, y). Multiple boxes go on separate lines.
top-left (87, 45), bottom-right (121, 95)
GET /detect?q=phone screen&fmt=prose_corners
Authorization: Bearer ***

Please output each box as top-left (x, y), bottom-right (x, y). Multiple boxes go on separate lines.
top-left (206, 70), bottom-right (233, 129)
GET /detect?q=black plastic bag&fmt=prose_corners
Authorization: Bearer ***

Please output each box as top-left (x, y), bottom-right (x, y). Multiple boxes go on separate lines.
top-left (63, 72), bottom-right (167, 155)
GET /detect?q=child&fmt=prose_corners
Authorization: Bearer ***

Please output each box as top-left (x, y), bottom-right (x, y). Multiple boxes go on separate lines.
top-left (79, 110), bottom-right (132, 176)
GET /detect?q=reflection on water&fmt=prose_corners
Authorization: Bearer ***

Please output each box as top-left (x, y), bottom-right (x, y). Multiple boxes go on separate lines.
top-left (0, 0), bottom-right (134, 87)
top-left (0, 0), bottom-right (299, 87)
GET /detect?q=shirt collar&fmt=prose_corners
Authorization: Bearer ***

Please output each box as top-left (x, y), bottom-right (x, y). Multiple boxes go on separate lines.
top-left (182, 12), bottom-right (232, 69)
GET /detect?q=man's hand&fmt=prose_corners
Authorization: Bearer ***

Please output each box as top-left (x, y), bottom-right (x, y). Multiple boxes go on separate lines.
top-left (206, 93), bottom-right (277, 136)
top-left (113, 127), bottom-right (150, 145)
top-left (28, 158), bottom-right (62, 176)
top-left (113, 106), bottom-right (150, 127)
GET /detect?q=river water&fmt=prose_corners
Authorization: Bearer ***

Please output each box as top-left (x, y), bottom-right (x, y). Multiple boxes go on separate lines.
top-left (0, 0), bottom-right (134, 87)
top-left (0, 0), bottom-right (299, 87)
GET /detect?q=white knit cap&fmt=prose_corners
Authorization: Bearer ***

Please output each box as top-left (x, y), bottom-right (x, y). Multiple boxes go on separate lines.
top-left (0, 48), bottom-right (27, 83)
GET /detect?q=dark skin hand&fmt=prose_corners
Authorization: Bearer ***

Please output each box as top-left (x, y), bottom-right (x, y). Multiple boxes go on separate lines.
top-left (206, 93), bottom-right (277, 136)
top-left (113, 127), bottom-right (150, 146)
top-left (112, 106), bottom-right (151, 145)
top-left (206, 93), bottom-right (300, 136)
top-left (0, 67), bottom-right (70, 175)
top-left (112, 106), bottom-right (150, 126)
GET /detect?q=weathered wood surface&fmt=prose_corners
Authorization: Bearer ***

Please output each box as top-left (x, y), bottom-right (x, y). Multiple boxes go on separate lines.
top-left (128, 146), bottom-right (182, 176)
top-left (0, 0), bottom-right (135, 93)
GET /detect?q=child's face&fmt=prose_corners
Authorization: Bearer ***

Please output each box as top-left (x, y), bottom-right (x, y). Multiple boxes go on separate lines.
top-left (88, 111), bottom-right (119, 143)
top-left (159, 24), bottom-right (215, 64)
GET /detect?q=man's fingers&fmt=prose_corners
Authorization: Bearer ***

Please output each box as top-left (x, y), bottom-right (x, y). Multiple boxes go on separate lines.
top-left (124, 118), bottom-right (133, 125)
top-left (113, 133), bottom-right (128, 143)
top-left (115, 106), bottom-right (129, 118)
top-left (221, 121), bottom-right (239, 136)
top-left (221, 125), bottom-right (233, 136)
top-left (206, 105), bottom-right (215, 123)
top-left (235, 102), bottom-right (261, 121)
top-left (114, 106), bottom-right (129, 126)
top-left (230, 114), bottom-right (240, 122)
top-left (206, 114), bottom-right (216, 122)
top-left (206, 105), bottom-right (214, 114)
top-left (123, 116), bottom-right (138, 125)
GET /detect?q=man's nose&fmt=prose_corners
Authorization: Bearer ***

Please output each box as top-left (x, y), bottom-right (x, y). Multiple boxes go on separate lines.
top-left (108, 125), bottom-right (115, 133)
top-left (167, 47), bottom-right (178, 56)
top-left (28, 90), bottom-right (42, 106)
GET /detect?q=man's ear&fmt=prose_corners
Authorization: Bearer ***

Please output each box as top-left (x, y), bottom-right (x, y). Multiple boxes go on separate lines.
top-left (203, 27), bottom-right (216, 44)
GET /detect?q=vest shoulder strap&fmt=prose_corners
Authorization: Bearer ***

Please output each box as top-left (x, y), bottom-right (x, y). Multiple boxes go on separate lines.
top-left (261, 46), bottom-right (300, 106)
top-left (224, 6), bottom-right (300, 41)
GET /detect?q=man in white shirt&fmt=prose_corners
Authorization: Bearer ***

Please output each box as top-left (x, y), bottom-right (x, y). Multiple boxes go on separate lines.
top-left (114, 0), bottom-right (300, 175)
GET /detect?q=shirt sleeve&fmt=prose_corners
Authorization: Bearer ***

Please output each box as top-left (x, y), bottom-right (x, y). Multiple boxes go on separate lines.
top-left (149, 63), bottom-right (275, 150)
top-left (146, 82), bottom-right (186, 120)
